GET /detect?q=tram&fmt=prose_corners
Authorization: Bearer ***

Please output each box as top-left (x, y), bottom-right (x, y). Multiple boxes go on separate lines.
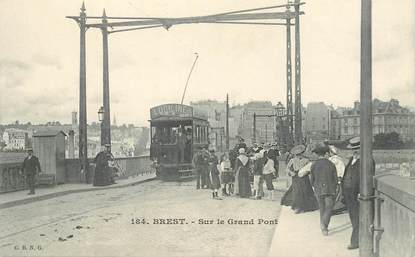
top-left (149, 104), bottom-right (209, 180)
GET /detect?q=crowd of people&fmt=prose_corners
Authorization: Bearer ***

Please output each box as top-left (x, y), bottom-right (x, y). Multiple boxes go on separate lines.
top-left (280, 136), bottom-right (371, 250)
top-left (192, 136), bottom-right (371, 250)
top-left (192, 138), bottom-right (280, 200)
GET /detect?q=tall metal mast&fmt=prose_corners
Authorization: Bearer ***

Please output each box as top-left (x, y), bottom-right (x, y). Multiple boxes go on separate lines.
top-left (78, 2), bottom-right (89, 183)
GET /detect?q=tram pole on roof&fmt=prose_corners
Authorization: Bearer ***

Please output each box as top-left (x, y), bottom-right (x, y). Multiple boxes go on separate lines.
top-left (359, 0), bottom-right (374, 256)
top-left (180, 53), bottom-right (199, 105)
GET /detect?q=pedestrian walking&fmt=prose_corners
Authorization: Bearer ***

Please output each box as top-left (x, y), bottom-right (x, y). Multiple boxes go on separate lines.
top-left (285, 144), bottom-right (319, 213)
top-left (267, 143), bottom-right (280, 177)
top-left (236, 137), bottom-right (247, 152)
top-left (252, 151), bottom-right (264, 199)
top-left (193, 147), bottom-right (204, 189)
top-left (310, 146), bottom-right (338, 236)
top-left (21, 148), bottom-right (42, 195)
top-left (234, 148), bottom-right (251, 198)
top-left (93, 144), bottom-right (115, 186)
top-left (327, 145), bottom-right (347, 215)
top-left (208, 149), bottom-right (221, 199)
top-left (200, 147), bottom-right (211, 188)
top-left (328, 145), bottom-right (345, 178)
top-left (342, 137), bottom-right (375, 250)
top-left (263, 152), bottom-right (277, 200)
top-left (220, 152), bottom-right (233, 196)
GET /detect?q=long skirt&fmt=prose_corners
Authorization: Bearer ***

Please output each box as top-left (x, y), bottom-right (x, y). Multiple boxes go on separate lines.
top-left (291, 175), bottom-right (319, 212)
top-left (263, 174), bottom-right (275, 190)
top-left (93, 167), bottom-right (112, 186)
top-left (210, 171), bottom-right (221, 190)
top-left (221, 172), bottom-right (234, 184)
top-left (234, 170), bottom-right (240, 195)
top-left (281, 185), bottom-right (293, 206)
top-left (238, 171), bottom-right (252, 198)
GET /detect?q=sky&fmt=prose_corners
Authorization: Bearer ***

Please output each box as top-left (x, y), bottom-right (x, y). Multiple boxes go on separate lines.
top-left (0, 0), bottom-right (414, 126)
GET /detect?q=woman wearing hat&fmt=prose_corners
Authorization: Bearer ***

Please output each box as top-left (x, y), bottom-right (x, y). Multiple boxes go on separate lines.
top-left (233, 148), bottom-right (252, 198)
top-left (284, 144), bottom-right (318, 213)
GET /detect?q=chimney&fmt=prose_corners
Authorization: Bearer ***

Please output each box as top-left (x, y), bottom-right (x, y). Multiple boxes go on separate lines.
top-left (354, 101), bottom-right (360, 110)
top-left (68, 130), bottom-right (75, 158)
top-left (71, 111), bottom-right (78, 128)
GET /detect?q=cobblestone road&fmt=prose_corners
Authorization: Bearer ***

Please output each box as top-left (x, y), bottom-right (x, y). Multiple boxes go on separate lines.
top-left (0, 180), bottom-right (282, 257)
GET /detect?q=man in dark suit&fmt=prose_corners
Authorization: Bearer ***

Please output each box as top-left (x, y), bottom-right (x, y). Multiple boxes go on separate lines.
top-left (310, 145), bottom-right (338, 236)
top-left (342, 137), bottom-right (375, 250)
top-left (21, 148), bottom-right (42, 195)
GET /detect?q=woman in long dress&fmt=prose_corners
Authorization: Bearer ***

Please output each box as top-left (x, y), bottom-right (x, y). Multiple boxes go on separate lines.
top-left (234, 148), bottom-right (252, 198)
top-left (284, 145), bottom-right (318, 213)
top-left (208, 150), bottom-right (221, 198)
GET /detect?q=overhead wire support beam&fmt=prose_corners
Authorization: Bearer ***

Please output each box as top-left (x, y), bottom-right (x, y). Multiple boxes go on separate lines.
top-left (85, 12), bottom-right (303, 29)
top-left (207, 21), bottom-right (294, 26)
top-left (108, 25), bottom-right (165, 34)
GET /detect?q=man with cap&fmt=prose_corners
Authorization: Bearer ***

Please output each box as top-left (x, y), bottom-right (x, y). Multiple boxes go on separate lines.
top-left (21, 148), bottom-right (42, 195)
top-left (236, 137), bottom-right (247, 151)
top-left (193, 146), bottom-right (210, 189)
top-left (342, 137), bottom-right (375, 250)
top-left (310, 145), bottom-right (338, 236)
top-left (93, 144), bottom-right (115, 186)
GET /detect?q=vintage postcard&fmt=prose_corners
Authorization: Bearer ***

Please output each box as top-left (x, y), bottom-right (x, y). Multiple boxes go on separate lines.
top-left (0, 1), bottom-right (414, 257)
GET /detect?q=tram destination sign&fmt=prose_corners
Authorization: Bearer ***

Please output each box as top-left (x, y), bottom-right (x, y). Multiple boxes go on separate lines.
top-left (150, 104), bottom-right (193, 119)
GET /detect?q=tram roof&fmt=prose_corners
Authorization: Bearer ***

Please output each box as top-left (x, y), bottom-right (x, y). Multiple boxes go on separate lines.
top-left (150, 103), bottom-right (208, 121)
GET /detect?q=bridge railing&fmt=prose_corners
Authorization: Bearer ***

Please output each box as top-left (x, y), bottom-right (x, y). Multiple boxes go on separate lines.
top-left (0, 155), bottom-right (155, 192)
top-left (65, 155), bottom-right (155, 183)
top-left (0, 162), bottom-right (26, 193)
top-left (374, 174), bottom-right (415, 257)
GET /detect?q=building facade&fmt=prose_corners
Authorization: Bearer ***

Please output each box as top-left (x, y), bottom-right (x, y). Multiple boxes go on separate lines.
top-left (2, 128), bottom-right (30, 150)
top-left (239, 101), bottom-right (276, 146)
top-left (304, 102), bottom-right (330, 142)
top-left (191, 100), bottom-right (242, 150)
top-left (331, 99), bottom-right (415, 142)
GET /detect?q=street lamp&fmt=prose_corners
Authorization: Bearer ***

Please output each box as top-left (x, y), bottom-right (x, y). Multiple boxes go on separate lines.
top-left (98, 106), bottom-right (105, 122)
top-left (276, 102), bottom-right (285, 117)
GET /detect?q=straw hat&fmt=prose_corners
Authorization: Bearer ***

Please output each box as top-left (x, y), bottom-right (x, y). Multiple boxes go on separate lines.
top-left (290, 144), bottom-right (306, 155)
top-left (238, 148), bottom-right (246, 154)
top-left (347, 137), bottom-right (360, 149)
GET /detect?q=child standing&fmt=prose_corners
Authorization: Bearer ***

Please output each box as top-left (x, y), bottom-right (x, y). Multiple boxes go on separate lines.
top-left (209, 149), bottom-right (221, 199)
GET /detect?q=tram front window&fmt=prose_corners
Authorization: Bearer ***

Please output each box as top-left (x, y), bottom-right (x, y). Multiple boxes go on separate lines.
top-left (152, 125), bottom-right (180, 145)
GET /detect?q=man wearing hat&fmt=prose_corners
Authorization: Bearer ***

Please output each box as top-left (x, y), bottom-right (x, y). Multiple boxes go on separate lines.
top-left (310, 145), bottom-right (338, 236)
top-left (21, 148), bottom-right (42, 195)
top-left (193, 146), bottom-right (210, 189)
top-left (236, 137), bottom-right (247, 151)
top-left (342, 137), bottom-right (375, 250)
